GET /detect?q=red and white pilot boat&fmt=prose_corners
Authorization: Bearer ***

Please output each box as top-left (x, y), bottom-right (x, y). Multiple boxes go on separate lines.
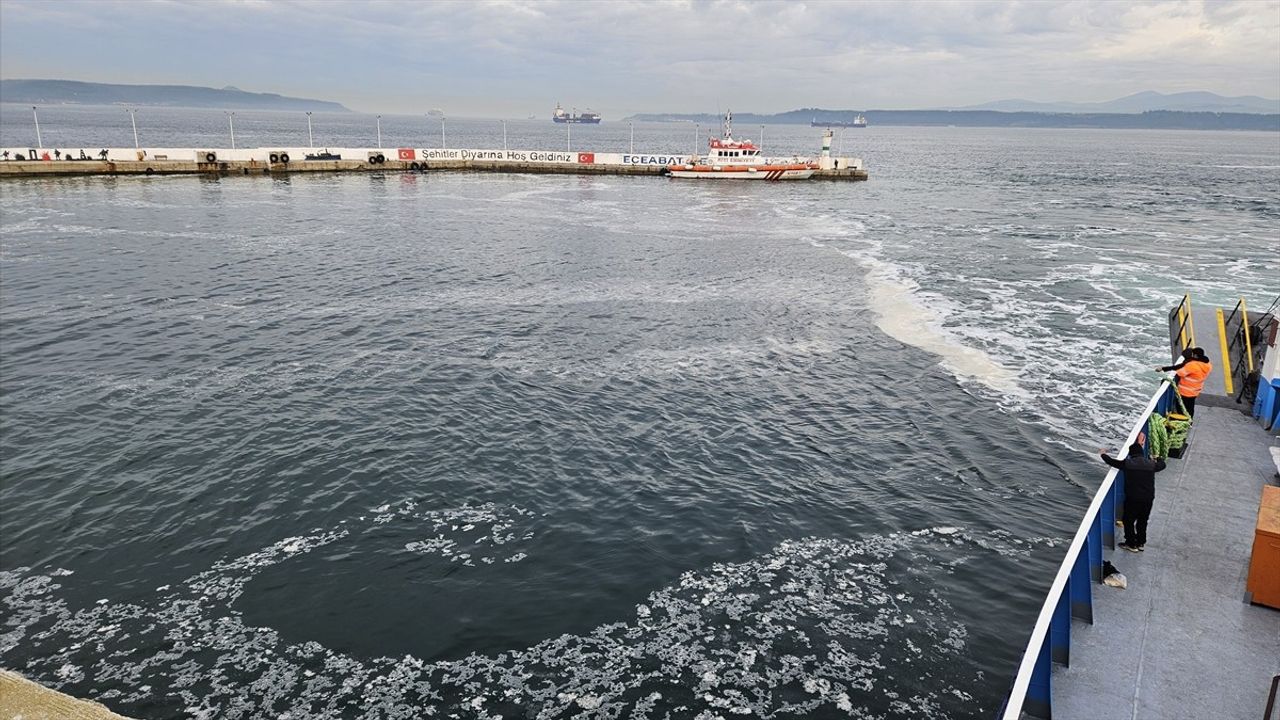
top-left (667, 111), bottom-right (818, 181)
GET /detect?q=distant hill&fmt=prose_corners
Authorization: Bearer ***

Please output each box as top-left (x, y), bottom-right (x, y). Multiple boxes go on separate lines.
top-left (955, 90), bottom-right (1279, 115)
top-left (625, 108), bottom-right (1279, 131)
top-left (0, 79), bottom-right (350, 112)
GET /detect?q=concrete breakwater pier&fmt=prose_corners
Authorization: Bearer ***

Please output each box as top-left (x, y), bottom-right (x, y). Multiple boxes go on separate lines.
top-left (0, 669), bottom-right (134, 719)
top-left (0, 146), bottom-right (868, 181)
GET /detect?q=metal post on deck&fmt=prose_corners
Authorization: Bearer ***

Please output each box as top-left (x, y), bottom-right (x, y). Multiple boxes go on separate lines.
top-left (32, 106), bottom-right (42, 148)
top-left (1241, 298), bottom-right (1254, 372)
top-left (694, 123), bottom-right (699, 156)
top-left (760, 124), bottom-right (765, 153)
top-left (306, 112), bottom-right (314, 148)
top-left (567, 120), bottom-right (571, 151)
top-left (441, 115), bottom-right (446, 149)
top-left (1216, 307), bottom-right (1235, 395)
top-left (227, 111), bottom-right (236, 149)
top-left (376, 115), bottom-right (382, 149)
top-left (503, 120), bottom-right (508, 151)
top-left (629, 122), bottom-right (634, 154)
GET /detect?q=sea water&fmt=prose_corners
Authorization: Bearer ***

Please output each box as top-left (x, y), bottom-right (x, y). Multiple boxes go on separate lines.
top-left (1, 105), bottom-right (1276, 718)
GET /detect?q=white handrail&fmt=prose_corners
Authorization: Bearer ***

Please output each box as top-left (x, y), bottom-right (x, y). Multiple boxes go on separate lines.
top-left (1000, 378), bottom-right (1172, 719)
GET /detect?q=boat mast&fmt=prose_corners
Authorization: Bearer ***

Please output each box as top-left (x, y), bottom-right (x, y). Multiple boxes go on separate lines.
top-left (723, 109), bottom-right (733, 140)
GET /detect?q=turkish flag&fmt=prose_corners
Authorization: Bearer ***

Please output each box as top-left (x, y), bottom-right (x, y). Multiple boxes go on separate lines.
top-left (398, 148), bottom-right (416, 160)
top-left (578, 152), bottom-right (594, 164)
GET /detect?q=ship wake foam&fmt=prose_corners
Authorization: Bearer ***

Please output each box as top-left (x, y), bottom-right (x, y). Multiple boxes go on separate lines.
top-left (804, 234), bottom-right (1026, 399)
top-left (863, 261), bottom-right (1025, 397)
top-left (0, 501), bottom-right (1036, 719)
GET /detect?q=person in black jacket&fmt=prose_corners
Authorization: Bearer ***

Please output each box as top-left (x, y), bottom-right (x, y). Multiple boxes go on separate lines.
top-left (1100, 433), bottom-right (1167, 552)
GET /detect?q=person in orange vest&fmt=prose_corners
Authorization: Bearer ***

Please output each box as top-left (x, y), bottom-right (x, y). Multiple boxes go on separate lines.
top-left (1155, 347), bottom-right (1212, 416)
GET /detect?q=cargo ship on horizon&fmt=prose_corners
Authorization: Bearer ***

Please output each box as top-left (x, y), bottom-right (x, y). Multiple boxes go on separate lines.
top-left (553, 103), bottom-right (601, 124)
top-left (811, 113), bottom-right (868, 128)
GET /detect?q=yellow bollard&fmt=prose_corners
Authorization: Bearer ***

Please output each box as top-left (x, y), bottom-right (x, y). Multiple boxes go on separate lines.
top-left (1215, 307), bottom-right (1234, 396)
top-left (1185, 294), bottom-right (1196, 348)
top-left (1177, 301), bottom-right (1190, 352)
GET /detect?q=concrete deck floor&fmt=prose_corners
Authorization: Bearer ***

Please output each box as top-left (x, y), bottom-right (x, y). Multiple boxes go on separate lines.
top-left (1053, 404), bottom-right (1280, 720)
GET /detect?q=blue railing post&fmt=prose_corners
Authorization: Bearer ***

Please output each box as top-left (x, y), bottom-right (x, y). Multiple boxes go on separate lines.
top-left (1026, 630), bottom-right (1053, 718)
top-left (1155, 382), bottom-right (1173, 416)
top-left (1085, 514), bottom-right (1103, 584)
top-left (1101, 483), bottom-right (1117, 549)
top-left (1115, 469), bottom-right (1126, 531)
top-left (1050, 586), bottom-right (1071, 665)
top-left (1071, 535), bottom-right (1095, 624)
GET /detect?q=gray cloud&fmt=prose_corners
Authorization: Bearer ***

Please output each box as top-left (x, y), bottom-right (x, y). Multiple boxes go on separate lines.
top-left (2, 0), bottom-right (1276, 115)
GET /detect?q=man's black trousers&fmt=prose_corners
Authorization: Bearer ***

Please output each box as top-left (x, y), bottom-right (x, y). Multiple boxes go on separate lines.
top-left (1123, 496), bottom-right (1154, 547)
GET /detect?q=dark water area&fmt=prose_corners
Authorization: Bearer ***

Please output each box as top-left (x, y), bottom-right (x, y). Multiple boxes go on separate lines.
top-left (1, 107), bottom-right (1277, 718)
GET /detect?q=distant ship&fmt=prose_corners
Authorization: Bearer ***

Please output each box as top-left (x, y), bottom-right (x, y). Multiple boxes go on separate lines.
top-left (811, 114), bottom-right (867, 128)
top-left (553, 104), bottom-right (601, 124)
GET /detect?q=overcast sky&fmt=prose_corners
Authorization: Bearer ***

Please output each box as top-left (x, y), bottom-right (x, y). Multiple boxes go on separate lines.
top-left (2, 0), bottom-right (1277, 116)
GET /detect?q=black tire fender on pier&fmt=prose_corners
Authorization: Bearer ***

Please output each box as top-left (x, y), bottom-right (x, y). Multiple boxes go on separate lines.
top-left (205, 152), bottom-right (216, 163)
top-left (375, 154), bottom-right (386, 164)
top-left (409, 162), bottom-right (420, 171)
top-left (279, 153), bottom-right (290, 164)
top-left (145, 167), bottom-right (155, 175)
top-left (269, 153), bottom-right (280, 164)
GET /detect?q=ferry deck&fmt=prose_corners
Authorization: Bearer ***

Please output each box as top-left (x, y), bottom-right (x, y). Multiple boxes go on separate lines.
top-left (1003, 295), bottom-right (1280, 719)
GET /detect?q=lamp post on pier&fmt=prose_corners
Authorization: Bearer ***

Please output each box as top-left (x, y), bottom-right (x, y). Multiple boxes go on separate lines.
top-left (759, 124), bottom-right (764, 154)
top-left (441, 115), bottom-right (446, 149)
top-left (226, 111), bottom-right (236, 149)
top-left (502, 120), bottom-right (507, 151)
top-left (693, 123), bottom-right (699, 157)
top-left (32, 106), bottom-right (42, 148)
top-left (376, 115), bottom-right (382, 149)
top-left (629, 121), bottom-right (634, 154)
top-left (127, 108), bottom-right (140, 149)
top-left (566, 119), bottom-right (571, 151)
top-left (306, 112), bottom-right (314, 148)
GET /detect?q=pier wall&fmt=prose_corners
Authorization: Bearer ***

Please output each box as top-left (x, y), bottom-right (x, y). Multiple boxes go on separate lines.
top-left (0, 669), bottom-right (133, 719)
top-left (0, 146), bottom-right (868, 181)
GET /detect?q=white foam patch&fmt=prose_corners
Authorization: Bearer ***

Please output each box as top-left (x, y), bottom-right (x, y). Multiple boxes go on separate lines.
top-left (0, 512), bottom-right (1032, 718)
top-left (862, 262), bottom-right (1025, 396)
top-left (780, 204), bottom-right (1278, 451)
top-left (797, 230), bottom-right (1026, 399)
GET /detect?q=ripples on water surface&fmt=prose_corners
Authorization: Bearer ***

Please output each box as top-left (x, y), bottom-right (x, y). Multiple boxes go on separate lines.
top-left (1, 112), bottom-right (1277, 718)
